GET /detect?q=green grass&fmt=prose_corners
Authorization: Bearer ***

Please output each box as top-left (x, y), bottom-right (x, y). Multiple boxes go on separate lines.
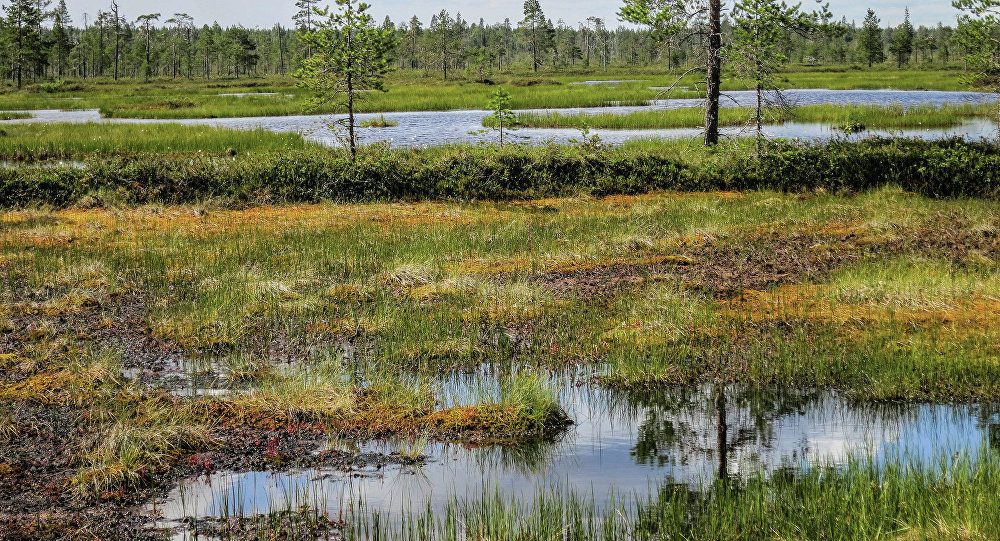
top-left (509, 103), bottom-right (995, 130)
top-left (0, 111), bottom-right (31, 120)
top-left (4, 163), bottom-right (1000, 532)
top-left (358, 114), bottom-right (398, 128)
top-left (0, 122), bottom-right (315, 160)
top-left (0, 67), bottom-right (980, 120)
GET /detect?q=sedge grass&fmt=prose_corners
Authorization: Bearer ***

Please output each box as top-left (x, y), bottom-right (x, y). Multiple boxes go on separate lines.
top-left (0, 122), bottom-right (316, 159)
top-left (5, 187), bottom-right (1000, 515)
top-left (358, 114), bottom-right (399, 128)
top-left (0, 67), bottom-right (977, 120)
top-left (509, 103), bottom-right (995, 130)
top-left (343, 451), bottom-right (1000, 540)
top-left (0, 111), bottom-right (31, 120)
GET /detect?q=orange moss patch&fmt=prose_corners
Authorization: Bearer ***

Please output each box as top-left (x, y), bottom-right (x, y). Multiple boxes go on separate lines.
top-left (4, 202), bottom-right (517, 244)
top-left (454, 252), bottom-right (700, 277)
top-left (196, 389), bottom-right (566, 440)
top-left (424, 404), bottom-right (567, 435)
top-left (722, 284), bottom-right (1000, 338)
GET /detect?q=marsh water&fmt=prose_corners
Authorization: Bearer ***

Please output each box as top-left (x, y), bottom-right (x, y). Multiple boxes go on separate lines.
top-left (148, 371), bottom-right (1000, 536)
top-left (8, 89), bottom-right (1000, 148)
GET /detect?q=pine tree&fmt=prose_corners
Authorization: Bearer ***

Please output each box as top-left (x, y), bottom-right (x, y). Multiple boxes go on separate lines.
top-left (954, 0), bottom-right (1000, 91)
top-left (859, 9), bottom-right (885, 67)
top-left (519, 0), bottom-right (550, 72)
top-left (294, 0), bottom-right (321, 57)
top-left (620, 0), bottom-right (724, 145)
top-left (888, 9), bottom-right (914, 68)
top-left (3, 0), bottom-right (45, 87)
top-left (50, 0), bottom-right (71, 77)
top-left (729, 0), bottom-right (818, 142)
top-left (136, 13), bottom-right (161, 81)
top-left (404, 16), bottom-right (421, 69)
top-left (295, 0), bottom-right (397, 159)
top-left (430, 10), bottom-right (458, 79)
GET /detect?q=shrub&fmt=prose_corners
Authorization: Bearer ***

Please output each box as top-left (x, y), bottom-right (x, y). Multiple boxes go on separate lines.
top-left (1, 138), bottom-right (998, 209)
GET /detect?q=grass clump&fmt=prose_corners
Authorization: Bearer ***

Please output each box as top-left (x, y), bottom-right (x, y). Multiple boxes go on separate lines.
top-left (358, 115), bottom-right (398, 128)
top-left (0, 111), bottom-right (31, 120)
top-left (426, 374), bottom-right (569, 437)
top-left (0, 122), bottom-right (314, 161)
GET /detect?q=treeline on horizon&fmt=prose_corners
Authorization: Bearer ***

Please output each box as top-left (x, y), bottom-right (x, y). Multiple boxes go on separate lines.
top-left (0, 0), bottom-right (970, 86)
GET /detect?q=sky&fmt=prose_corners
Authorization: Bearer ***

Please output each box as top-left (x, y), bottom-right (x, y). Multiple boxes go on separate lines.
top-left (63, 1), bottom-right (958, 29)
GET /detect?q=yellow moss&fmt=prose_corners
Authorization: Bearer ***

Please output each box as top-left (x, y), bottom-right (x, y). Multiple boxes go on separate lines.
top-left (722, 284), bottom-right (1000, 340)
top-left (0, 371), bottom-right (77, 405)
top-left (325, 284), bottom-right (368, 302)
top-left (601, 320), bottom-right (686, 348)
top-left (0, 353), bottom-right (21, 370)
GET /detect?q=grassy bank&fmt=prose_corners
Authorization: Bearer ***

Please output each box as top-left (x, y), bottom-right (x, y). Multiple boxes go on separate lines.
top-left (0, 68), bottom-right (978, 119)
top-left (0, 111), bottom-right (31, 121)
top-left (0, 122), bottom-right (315, 160)
top-left (510, 103), bottom-right (994, 130)
top-left (2, 138), bottom-right (999, 209)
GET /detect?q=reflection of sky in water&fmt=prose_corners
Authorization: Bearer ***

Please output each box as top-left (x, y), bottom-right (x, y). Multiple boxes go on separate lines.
top-left (7, 89), bottom-right (1000, 148)
top-left (150, 382), bottom-right (999, 528)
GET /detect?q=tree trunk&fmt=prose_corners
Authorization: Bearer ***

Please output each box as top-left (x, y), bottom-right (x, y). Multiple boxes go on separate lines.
top-left (756, 82), bottom-right (763, 147)
top-left (705, 0), bottom-right (722, 146)
top-left (347, 73), bottom-right (357, 160)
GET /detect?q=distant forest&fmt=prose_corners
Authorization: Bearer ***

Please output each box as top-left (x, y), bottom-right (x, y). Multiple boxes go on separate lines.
top-left (0, 0), bottom-right (969, 84)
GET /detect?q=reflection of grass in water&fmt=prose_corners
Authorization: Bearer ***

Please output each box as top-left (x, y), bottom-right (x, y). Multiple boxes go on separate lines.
top-left (343, 451), bottom-right (1000, 540)
top-left (173, 471), bottom-right (338, 540)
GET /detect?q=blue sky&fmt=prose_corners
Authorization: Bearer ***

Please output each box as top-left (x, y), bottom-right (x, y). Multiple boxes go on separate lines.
top-left (66, 1), bottom-right (957, 29)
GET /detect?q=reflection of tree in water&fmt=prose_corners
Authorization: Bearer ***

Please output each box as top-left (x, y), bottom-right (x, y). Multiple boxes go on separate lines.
top-left (608, 385), bottom-right (824, 478)
top-left (610, 385), bottom-right (1000, 480)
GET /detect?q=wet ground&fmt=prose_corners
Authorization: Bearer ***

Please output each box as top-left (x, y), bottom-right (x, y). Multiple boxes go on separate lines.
top-left (4, 89), bottom-right (998, 147)
top-left (149, 380), bottom-right (1000, 538)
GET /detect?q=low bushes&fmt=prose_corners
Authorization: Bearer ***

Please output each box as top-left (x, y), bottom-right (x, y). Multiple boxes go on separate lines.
top-left (1, 137), bottom-right (998, 208)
